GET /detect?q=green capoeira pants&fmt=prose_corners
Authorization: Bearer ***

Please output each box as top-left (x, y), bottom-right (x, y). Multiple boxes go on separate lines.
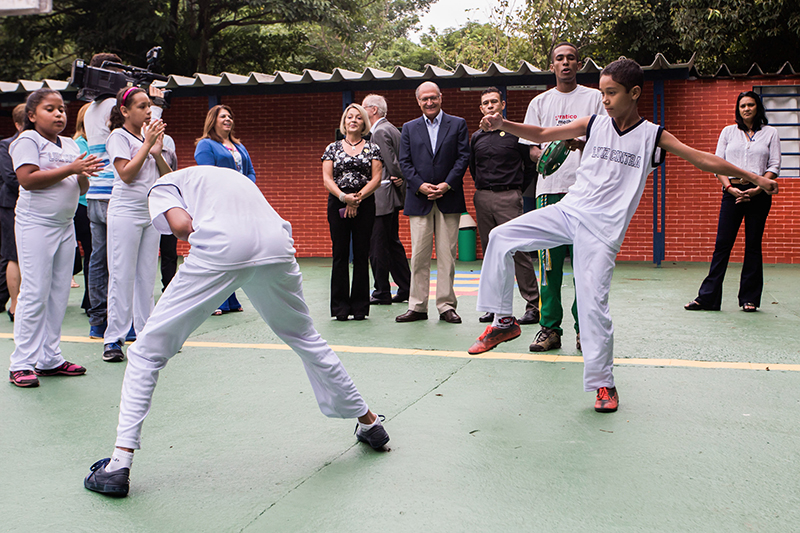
top-left (536, 193), bottom-right (579, 335)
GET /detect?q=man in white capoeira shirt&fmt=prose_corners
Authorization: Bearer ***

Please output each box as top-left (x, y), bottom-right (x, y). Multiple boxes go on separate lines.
top-left (84, 166), bottom-right (390, 497)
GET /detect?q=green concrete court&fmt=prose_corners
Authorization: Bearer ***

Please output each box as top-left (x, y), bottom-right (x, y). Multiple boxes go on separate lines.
top-left (2, 258), bottom-right (799, 532)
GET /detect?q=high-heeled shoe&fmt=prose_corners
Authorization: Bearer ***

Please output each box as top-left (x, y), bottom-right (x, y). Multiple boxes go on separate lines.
top-left (8, 309), bottom-right (14, 322)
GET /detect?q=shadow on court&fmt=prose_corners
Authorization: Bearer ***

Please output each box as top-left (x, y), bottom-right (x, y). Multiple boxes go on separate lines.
top-left (1, 259), bottom-right (799, 532)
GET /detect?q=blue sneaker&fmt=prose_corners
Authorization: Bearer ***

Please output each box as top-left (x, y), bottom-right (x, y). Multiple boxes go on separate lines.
top-left (89, 322), bottom-right (107, 339)
top-left (126, 325), bottom-right (136, 343)
top-left (84, 458), bottom-right (130, 497)
top-left (103, 342), bottom-right (124, 363)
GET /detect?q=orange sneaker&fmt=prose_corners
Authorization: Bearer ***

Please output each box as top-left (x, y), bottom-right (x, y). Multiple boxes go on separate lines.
top-left (467, 320), bottom-right (521, 354)
top-left (595, 386), bottom-right (619, 412)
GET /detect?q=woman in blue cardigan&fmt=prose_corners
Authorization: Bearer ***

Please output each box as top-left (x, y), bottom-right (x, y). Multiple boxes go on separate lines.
top-left (194, 104), bottom-right (256, 315)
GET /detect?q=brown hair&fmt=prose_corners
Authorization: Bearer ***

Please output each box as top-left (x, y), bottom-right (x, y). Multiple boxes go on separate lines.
top-left (195, 105), bottom-right (241, 145)
top-left (74, 102), bottom-right (91, 140)
top-left (23, 88), bottom-right (62, 131)
top-left (11, 103), bottom-right (26, 127)
top-left (89, 53), bottom-right (122, 68)
top-left (108, 86), bottom-right (147, 130)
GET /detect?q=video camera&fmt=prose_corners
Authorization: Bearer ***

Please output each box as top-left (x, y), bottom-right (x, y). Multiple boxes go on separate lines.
top-left (70, 46), bottom-right (171, 107)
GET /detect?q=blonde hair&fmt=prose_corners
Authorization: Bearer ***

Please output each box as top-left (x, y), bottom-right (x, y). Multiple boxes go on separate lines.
top-left (195, 104), bottom-right (241, 145)
top-left (339, 104), bottom-right (371, 137)
top-left (73, 103), bottom-right (90, 140)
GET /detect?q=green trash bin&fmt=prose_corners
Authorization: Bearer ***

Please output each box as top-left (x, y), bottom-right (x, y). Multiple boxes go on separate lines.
top-left (458, 212), bottom-right (477, 261)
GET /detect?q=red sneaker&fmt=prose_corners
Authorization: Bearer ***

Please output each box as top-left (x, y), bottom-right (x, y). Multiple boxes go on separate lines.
top-left (9, 370), bottom-right (40, 387)
top-left (34, 361), bottom-right (87, 377)
top-left (595, 386), bottom-right (619, 412)
top-left (467, 320), bottom-right (521, 354)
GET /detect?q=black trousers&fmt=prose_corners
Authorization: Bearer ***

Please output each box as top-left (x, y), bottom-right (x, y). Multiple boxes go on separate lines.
top-left (73, 203), bottom-right (92, 311)
top-left (159, 233), bottom-right (178, 291)
top-left (696, 188), bottom-right (772, 309)
top-left (369, 207), bottom-right (410, 302)
top-left (327, 194), bottom-right (375, 318)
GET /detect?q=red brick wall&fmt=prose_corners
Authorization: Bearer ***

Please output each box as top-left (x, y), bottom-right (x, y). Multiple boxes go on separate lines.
top-left (3, 76), bottom-right (798, 262)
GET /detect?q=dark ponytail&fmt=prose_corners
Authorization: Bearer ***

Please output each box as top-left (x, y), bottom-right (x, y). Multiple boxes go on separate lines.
top-left (23, 88), bottom-right (61, 131)
top-left (109, 86), bottom-right (146, 130)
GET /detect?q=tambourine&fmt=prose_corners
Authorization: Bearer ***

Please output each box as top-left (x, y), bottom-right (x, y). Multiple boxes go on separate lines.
top-left (537, 140), bottom-right (569, 176)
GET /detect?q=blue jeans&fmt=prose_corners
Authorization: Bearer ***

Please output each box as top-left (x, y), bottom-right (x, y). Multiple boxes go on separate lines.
top-left (87, 199), bottom-right (109, 326)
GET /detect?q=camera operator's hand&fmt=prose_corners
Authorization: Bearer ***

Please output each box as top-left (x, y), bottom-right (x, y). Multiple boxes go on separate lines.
top-left (149, 85), bottom-right (165, 100)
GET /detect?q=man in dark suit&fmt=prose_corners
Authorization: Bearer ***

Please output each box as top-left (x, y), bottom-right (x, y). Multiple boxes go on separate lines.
top-left (396, 82), bottom-right (470, 324)
top-left (362, 94), bottom-right (411, 305)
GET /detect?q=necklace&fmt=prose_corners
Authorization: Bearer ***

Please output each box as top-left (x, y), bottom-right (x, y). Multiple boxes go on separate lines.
top-left (343, 138), bottom-right (363, 148)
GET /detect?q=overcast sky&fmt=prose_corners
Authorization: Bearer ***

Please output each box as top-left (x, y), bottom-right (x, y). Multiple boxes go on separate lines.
top-left (410, 0), bottom-right (497, 42)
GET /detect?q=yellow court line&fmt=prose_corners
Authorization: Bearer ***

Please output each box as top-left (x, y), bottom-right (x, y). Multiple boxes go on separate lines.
top-left (2, 332), bottom-right (798, 372)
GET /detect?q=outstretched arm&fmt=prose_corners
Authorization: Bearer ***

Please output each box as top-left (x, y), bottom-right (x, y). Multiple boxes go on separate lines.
top-left (658, 131), bottom-right (778, 194)
top-left (480, 113), bottom-right (590, 144)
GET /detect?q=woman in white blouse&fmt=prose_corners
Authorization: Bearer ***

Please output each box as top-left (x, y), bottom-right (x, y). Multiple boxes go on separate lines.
top-left (685, 91), bottom-right (781, 312)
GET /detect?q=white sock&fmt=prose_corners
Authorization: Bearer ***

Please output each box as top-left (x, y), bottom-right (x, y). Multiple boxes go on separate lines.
top-left (106, 448), bottom-right (134, 472)
top-left (358, 415), bottom-right (381, 431)
top-left (492, 315), bottom-right (514, 328)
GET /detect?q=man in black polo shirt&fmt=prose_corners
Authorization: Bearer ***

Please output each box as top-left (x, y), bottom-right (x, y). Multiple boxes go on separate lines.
top-left (469, 87), bottom-right (539, 325)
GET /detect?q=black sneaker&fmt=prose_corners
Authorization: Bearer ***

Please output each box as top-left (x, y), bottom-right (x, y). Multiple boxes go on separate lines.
top-left (103, 342), bottom-right (124, 363)
top-left (355, 414), bottom-right (390, 450)
top-left (84, 458), bottom-right (130, 497)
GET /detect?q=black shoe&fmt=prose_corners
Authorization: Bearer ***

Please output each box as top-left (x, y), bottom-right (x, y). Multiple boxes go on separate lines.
top-left (353, 314), bottom-right (366, 320)
top-left (439, 309), bottom-right (462, 324)
top-left (518, 308), bottom-right (540, 325)
top-left (370, 297), bottom-right (392, 305)
top-left (355, 415), bottom-right (390, 450)
top-left (479, 312), bottom-right (494, 323)
top-left (335, 315), bottom-right (349, 321)
top-left (103, 342), bottom-right (125, 363)
top-left (396, 310), bottom-right (428, 322)
top-left (391, 294), bottom-right (409, 303)
top-left (84, 458), bottom-right (130, 497)
top-left (7, 309), bottom-right (13, 322)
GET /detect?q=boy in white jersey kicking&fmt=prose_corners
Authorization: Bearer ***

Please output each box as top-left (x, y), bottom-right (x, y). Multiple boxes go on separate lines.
top-left (84, 166), bottom-right (389, 497)
top-left (468, 59), bottom-right (778, 413)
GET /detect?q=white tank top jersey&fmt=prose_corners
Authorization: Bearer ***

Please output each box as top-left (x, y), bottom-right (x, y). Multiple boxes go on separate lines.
top-left (520, 85), bottom-right (606, 196)
top-left (559, 115), bottom-right (664, 251)
top-left (147, 166), bottom-right (296, 271)
top-left (106, 127), bottom-right (160, 219)
top-left (9, 130), bottom-right (81, 227)
top-left (84, 97), bottom-right (116, 200)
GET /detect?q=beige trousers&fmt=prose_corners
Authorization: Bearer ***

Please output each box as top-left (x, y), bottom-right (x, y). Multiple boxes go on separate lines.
top-left (407, 204), bottom-right (460, 314)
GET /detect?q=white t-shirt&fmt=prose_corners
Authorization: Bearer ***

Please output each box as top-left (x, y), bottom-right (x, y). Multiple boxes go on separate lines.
top-left (521, 85), bottom-right (605, 195)
top-left (148, 166), bottom-right (296, 271)
top-left (84, 97), bottom-right (116, 200)
top-left (715, 125), bottom-right (781, 176)
top-left (107, 127), bottom-right (159, 219)
top-left (559, 115), bottom-right (664, 251)
top-left (10, 130), bottom-right (81, 227)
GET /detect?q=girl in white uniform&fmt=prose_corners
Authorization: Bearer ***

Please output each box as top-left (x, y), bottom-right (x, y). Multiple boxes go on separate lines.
top-left (102, 87), bottom-right (170, 363)
top-left (8, 89), bottom-right (103, 387)
top-left (469, 59), bottom-right (779, 413)
top-left (84, 166), bottom-right (390, 497)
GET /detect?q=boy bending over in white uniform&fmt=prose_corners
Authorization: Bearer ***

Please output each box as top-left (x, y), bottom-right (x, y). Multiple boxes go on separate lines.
top-left (85, 166), bottom-right (389, 497)
top-left (468, 59), bottom-right (778, 413)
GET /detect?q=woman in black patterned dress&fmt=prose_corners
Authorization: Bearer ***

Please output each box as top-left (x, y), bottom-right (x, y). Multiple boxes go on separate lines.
top-left (322, 104), bottom-right (382, 320)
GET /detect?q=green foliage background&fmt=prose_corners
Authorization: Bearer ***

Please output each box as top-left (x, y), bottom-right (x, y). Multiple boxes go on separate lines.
top-left (1, 0), bottom-right (798, 80)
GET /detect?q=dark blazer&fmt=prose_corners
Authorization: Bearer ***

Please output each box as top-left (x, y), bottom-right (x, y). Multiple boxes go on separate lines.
top-left (370, 118), bottom-right (405, 217)
top-left (194, 138), bottom-right (256, 183)
top-left (0, 134), bottom-right (20, 209)
top-left (399, 112), bottom-right (469, 216)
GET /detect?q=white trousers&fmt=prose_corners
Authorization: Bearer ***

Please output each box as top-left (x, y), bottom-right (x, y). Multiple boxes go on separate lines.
top-left (105, 214), bottom-right (159, 344)
top-left (477, 205), bottom-right (617, 391)
top-left (408, 204), bottom-right (460, 314)
top-left (9, 220), bottom-right (74, 371)
top-left (116, 259), bottom-right (369, 449)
